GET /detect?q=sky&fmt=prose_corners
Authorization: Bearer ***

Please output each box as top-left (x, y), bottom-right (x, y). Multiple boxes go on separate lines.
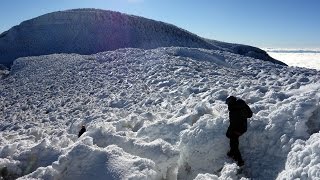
top-left (0, 0), bottom-right (319, 49)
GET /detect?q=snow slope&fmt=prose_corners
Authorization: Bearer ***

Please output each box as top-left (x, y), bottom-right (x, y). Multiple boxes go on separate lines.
top-left (0, 8), bottom-right (284, 67)
top-left (0, 47), bottom-right (319, 179)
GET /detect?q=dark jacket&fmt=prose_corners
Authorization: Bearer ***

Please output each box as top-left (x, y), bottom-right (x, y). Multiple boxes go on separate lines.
top-left (226, 99), bottom-right (252, 138)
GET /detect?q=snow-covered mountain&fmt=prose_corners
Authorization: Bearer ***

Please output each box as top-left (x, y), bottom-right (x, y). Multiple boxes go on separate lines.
top-left (0, 8), bottom-right (285, 67)
top-left (1, 8), bottom-right (320, 180)
top-left (0, 46), bottom-right (320, 179)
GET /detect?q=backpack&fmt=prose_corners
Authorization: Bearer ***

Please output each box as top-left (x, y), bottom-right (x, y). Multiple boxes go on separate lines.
top-left (243, 104), bottom-right (253, 118)
top-left (226, 98), bottom-right (253, 137)
top-left (238, 99), bottom-right (253, 119)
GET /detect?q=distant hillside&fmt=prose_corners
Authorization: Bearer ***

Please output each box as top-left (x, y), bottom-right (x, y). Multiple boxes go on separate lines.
top-left (205, 39), bottom-right (286, 65)
top-left (0, 8), bottom-right (285, 67)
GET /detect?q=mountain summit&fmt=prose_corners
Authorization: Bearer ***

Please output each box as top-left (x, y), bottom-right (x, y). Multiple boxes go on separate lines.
top-left (0, 8), bottom-right (285, 67)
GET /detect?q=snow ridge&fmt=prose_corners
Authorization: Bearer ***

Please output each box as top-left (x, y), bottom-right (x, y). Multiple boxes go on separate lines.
top-left (0, 8), bottom-right (283, 67)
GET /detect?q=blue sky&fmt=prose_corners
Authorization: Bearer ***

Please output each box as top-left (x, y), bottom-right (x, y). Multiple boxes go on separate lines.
top-left (1, 0), bottom-right (319, 48)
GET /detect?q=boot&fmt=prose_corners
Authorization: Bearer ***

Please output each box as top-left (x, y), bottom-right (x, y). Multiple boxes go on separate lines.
top-left (237, 159), bottom-right (244, 166)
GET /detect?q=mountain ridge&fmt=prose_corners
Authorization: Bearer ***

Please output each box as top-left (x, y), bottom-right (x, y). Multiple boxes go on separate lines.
top-left (0, 8), bottom-right (286, 67)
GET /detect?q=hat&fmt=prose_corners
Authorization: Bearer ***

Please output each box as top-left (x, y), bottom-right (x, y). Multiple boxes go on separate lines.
top-left (225, 96), bottom-right (236, 104)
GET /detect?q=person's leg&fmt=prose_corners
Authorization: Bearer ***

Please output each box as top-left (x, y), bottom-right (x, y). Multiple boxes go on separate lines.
top-left (229, 136), bottom-right (238, 155)
top-left (230, 136), bottom-right (244, 165)
top-left (228, 135), bottom-right (237, 158)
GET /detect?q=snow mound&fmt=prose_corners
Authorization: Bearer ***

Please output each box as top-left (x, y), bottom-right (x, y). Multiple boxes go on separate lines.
top-left (88, 125), bottom-right (179, 179)
top-left (194, 163), bottom-right (248, 180)
top-left (20, 138), bottom-right (158, 180)
top-left (277, 132), bottom-right (320, 179)
top-left (0, 47), bottom-right (319, 179)
top-left (0, 8), bottom-right (283, 67)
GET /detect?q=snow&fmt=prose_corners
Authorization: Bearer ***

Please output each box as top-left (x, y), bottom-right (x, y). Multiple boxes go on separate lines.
top-left (277, 133), bottom-right (320, 179)
top-left (0, 46), bottom-right (320, 179)
top-left (0, 9), bottom-right (281, 67)
top-left (194, 163), bottom-right (248, 180)
top-left (23, 138), bottom-right (159, 180)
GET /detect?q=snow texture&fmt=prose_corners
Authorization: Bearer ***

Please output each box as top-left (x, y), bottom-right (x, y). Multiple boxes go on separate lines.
top-left (277, 133), bottom-right (320, 179)
top-left (0, 8), bottom-right (283, 67)
top-left (0, 46), bottom-right (320, 179)
top-left (23, 138), bottom-right (159, 180)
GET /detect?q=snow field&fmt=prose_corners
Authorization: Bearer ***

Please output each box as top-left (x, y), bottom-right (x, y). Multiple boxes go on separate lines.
top-left (0, 47), bottom-right (320, 179)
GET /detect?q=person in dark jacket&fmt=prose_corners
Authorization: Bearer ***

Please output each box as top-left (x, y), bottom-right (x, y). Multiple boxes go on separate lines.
top-left (225, 96), bottom-right (252, 166)
top-left (78, 125), bottom-right (86, 138)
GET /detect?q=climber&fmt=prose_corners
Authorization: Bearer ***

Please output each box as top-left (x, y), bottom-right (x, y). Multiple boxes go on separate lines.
top-left (225, 96), bottom-right (252, 166)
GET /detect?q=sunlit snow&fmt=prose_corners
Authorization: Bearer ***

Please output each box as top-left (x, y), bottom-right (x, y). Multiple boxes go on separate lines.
top-left (1, 47), bottom-right (320, 179)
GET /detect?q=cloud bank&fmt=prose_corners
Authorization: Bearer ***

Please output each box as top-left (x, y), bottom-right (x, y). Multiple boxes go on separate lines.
top-left (265, 48), bottom-right (320, 70)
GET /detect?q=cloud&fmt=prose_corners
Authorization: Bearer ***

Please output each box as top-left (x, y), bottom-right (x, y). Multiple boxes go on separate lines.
top-left (265, 49), bottom-right (320, 70)
top-left (265, 48), bottom-right (320, 54)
